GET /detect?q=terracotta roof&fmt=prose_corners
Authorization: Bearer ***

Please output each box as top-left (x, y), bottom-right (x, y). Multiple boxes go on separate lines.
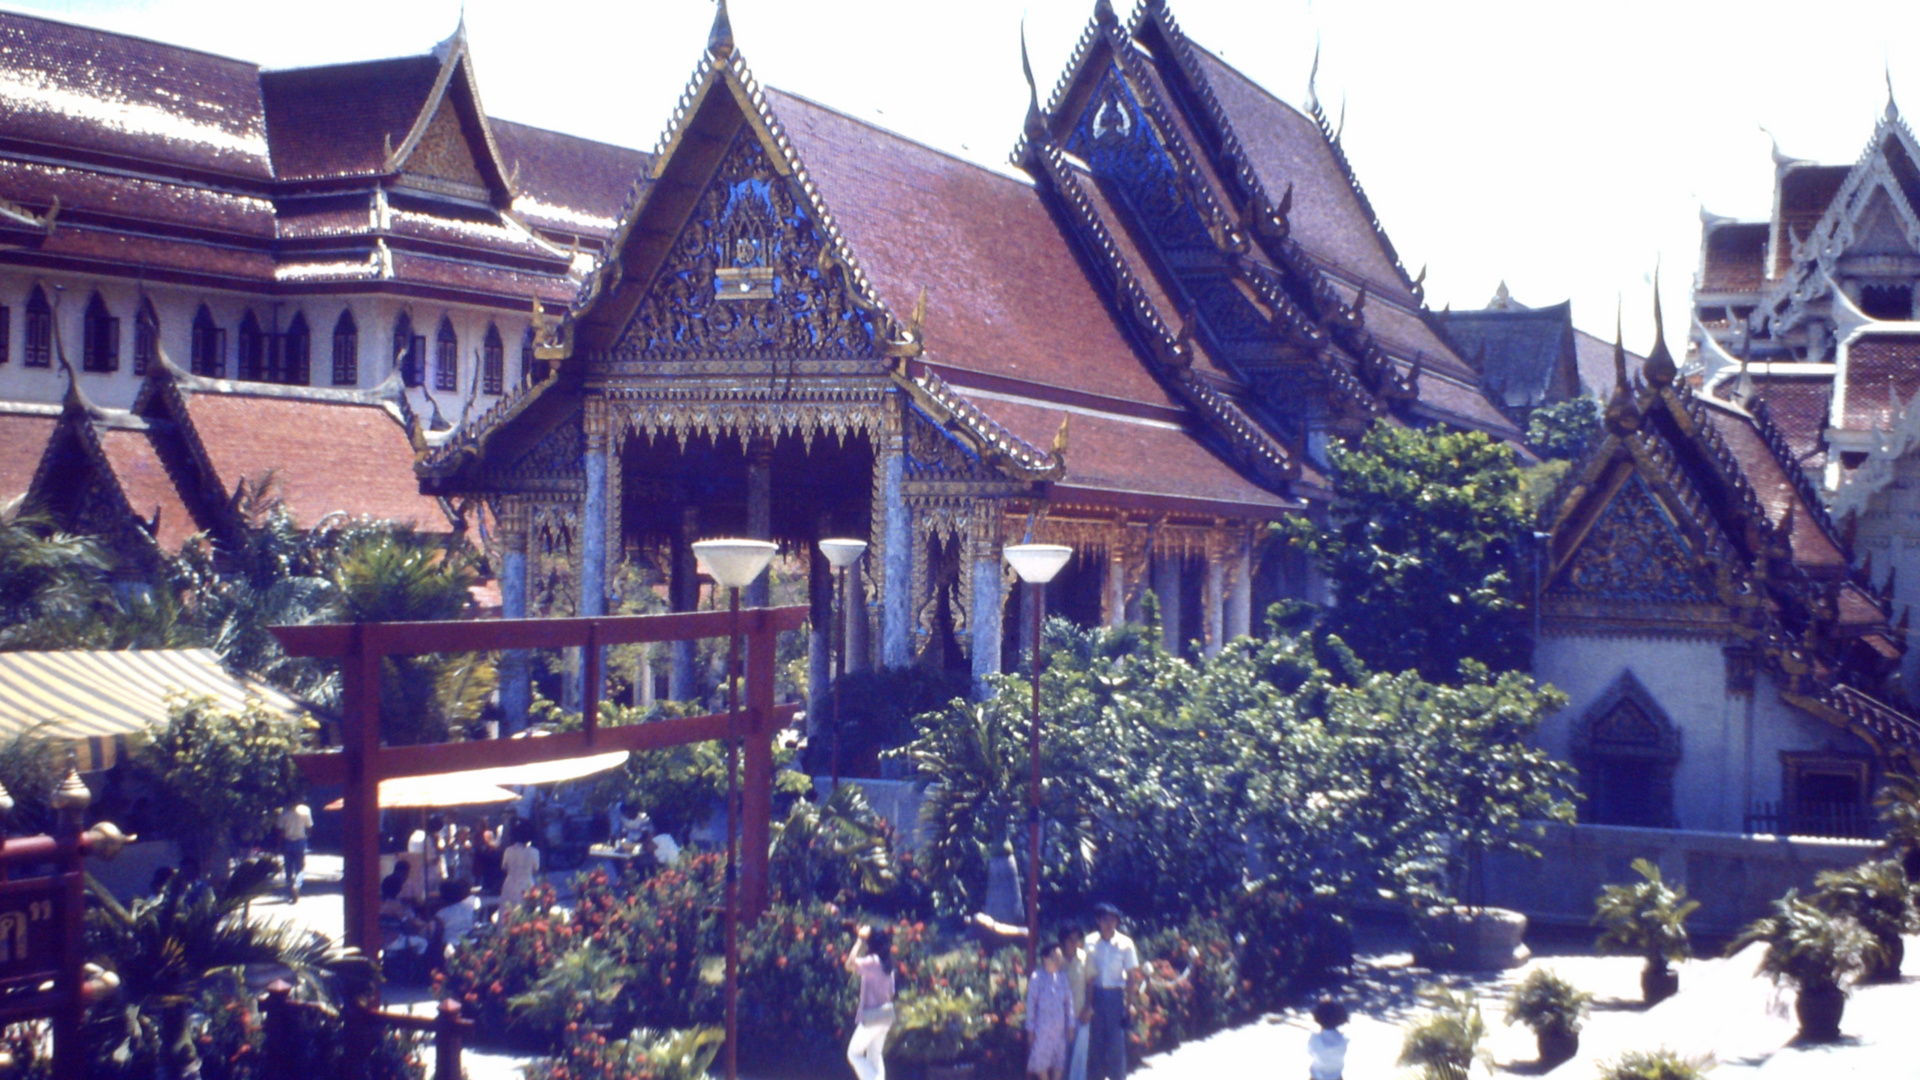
top-left (1742, 376), bottom-right (1829, 461)
top-left (1701, 222), bottom-right (1769, 293)
top-left (0, 10), bottom-right (270, 180)
top-left (765, 89), bottom-right (1182, 414)
top-left (1775, 165), bottom-right (1848, 276)
top-left (95, 426), bottom-right (200, 551)
top-left (1185, 48), bottom-right (1413, 307)
top-left (0, 411), bottom-right (58, 505)
top-left (179, 390), bottom-right (445, 530)
top-left (1698, 400), bottom-right (1845, 571)
top-left (0, 159), bottom-right (274, 238)
top-left (259, 57), bottom-right (442, 182)
top-left (490, 118), bottom-right (649, 240)
top-left (1572, 329), bottom-right (1646, 399)
top-left (1842, 334), bottom-right (1920, 430)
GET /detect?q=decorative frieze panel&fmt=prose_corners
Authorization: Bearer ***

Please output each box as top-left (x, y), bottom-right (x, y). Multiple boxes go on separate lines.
top-left (503, 413), bottom-right (585, 485)
top-left (1553, 475), bottom-right (1716, 606)
top-left (615, 127), bottom-right (880, 360)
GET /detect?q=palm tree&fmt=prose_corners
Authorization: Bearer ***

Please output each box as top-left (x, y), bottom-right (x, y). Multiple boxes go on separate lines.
top-left (0, 497), bottom-right (115, 649)
top-left (85, 857), bottom-right (376, 1080)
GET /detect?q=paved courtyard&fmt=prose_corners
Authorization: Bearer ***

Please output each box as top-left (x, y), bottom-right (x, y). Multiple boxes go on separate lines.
top-left (265, 858), bottom-right (1918, 1079)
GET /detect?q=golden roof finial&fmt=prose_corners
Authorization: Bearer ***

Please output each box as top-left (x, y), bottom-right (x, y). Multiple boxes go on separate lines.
top-left (1604, 299), bottom-right (1641, 433)
top-left (1020, 19), bottom-right (1047, 145)
top-left (1644, 266), bottom-right (1677, 388)
top-left (1051, 413), bottom-right (1071, 457)
top-left (708, 0), bottom-right (735, 59)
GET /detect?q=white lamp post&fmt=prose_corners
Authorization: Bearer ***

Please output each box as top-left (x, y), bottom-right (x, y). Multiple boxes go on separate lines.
top-left (1002, 542), bottom-right (1072, 972)
top-left (690, 538), bottom-right (778, 1080)
top-left (817, 538), bottom-right (868, 791)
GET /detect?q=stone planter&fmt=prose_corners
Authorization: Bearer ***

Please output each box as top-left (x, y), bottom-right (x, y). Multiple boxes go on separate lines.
top-left (1640, 965), bottom-right (1680, 1005)
top-left (1535, 1028), bottom-right (1579, 1068)
top-left (1415, 906), bottom-right (1529, 970)
top-left (1794, 981), bottom-right (1846, 1042)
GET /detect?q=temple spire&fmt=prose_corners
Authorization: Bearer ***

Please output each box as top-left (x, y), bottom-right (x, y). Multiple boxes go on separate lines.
top-left (708, 0), bottom-right (735, 59)
top-left (1605, 300), bottom-right (1640, 433)
top-left (1887, 60), bottom-right (1900, 123)
top-left (1020, 19), bottom-right (1047, 145)
top-left (1644, 269), bottom-right (1677, 388)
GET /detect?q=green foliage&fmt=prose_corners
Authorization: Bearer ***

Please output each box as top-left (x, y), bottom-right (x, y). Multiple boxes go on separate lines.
top-left (524, 1026), bottom-right (724, 1080)
top-left (1282, 422), bottom-right (1532, 681)
top-left (769, 782), bottom-right (899, 905)
top-left (508, 943), bottom-right (635, 1039)
top-left (123, 697), bottom-right (313, 868)
top-left (1504, 968), bottom-right (1593, 1038)
top-left (1730, 889), bottom-right (1880, 992)
top-left (1527, 396), bottom-right (1603, 461)
top-left (1811, 858), bottom-right (1915, 975)
top-left (1136, 916), bottom-right (1240, 1051)
top-left (1594, 858), bottom-right (1701, 973)
top-left (83, 857), bottom-right (376, 1080)
top-left (0, 723), bottom-right (71, 836)
top-left (821, 665), bottom-right (971, 773)
top-left (1397, 988), bottom-right (1490, 1080)
top-left (900, 617), bottom-right (1575, 921)
top-left (0, 499), bottom-right (115, 650)
top-left (888, 988), bottom-right (993, 1065)
top-left (728, 900), bottom-right (863, 1073)
top-left (1597, 1049), bottom-right (1717, 1080)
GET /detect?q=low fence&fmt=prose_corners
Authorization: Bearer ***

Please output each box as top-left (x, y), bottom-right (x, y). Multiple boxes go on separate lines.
top-left (259, 980), bottom-right (469, 1080)
top-left (1482, 822), bottom-right (1883, 935)
top-left (1741, 800), bottom-right (1876, 840)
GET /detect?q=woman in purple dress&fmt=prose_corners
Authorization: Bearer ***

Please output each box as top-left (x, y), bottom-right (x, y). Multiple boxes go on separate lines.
top-left (1026, 944), bottom-right (1076, 1080)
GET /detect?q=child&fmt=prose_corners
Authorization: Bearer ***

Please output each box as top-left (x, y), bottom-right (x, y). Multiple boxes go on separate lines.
top-left (1026, 944), bottom-right (1076, 1080)
top-left (1307, 997), bottom-right (1349, 1080)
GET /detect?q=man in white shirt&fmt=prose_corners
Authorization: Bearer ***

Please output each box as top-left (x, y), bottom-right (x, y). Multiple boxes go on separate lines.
top-left (276, 802), bottom-right (313, 903)
top-left (1083, 902), bottom-right (1140, 1080)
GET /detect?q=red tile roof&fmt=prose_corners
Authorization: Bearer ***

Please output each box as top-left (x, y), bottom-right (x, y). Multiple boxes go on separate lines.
top-left (180, 391), bottom-right (446, 530)
top-left (0, 411), bottom-right (58, 505)
top-left (1700, 401), bottom-right (1844, 571)
top-left (259, 57), bottom-right (442, 182)
top-left (1572, 329), bottom-right (1645, 399)
top-left (1842, 334), bottom-right (1920, 430)
top-left (0, 10), bottom-right (270, 180)
top-left (95, 426), bottom-right (201, 551)
top-left (1701, 222), bottom-right (1769, 293)
top-left (1775, 165), bottom-right (1848, 276)
top-left (491, 119), bottom-right (649, 240)
top-left (1745, 376), bottom-right (1830, 461)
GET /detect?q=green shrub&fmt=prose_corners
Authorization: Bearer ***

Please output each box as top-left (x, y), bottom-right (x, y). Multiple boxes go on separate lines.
top-left (888, 987), bottom-right (993, 1065)
top-left (1398, 989), bottom-right (1489, 1080)
top-left (1594, 858), bottom-right (1700, 974)
top-left (1505, 968), bottom-right (1592, 1038)
top-left (1730, 890), bottom-right (1879, 992)
top-left (724, 901), bottom-right (864, 1074)
top-left (523, 1026), bottom-right (723, 1080)
top-left (1597, 1048), bottom-right (1716, 1080)
top-left (1812, 858), bottom-right (1915, 979)
top-left (435, 879), bottom-right (579, 1045)
top-left (1230, 887), bottom-right (1349, 1013)
top-left (1139, 916), bottom-right (1240, 1047)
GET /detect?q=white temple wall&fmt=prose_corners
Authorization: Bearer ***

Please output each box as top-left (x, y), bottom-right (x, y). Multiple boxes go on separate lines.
top-left (1535, 633), bottom-right (1871, 834)
top-left (1850, 451), bottom-right (1920, 692)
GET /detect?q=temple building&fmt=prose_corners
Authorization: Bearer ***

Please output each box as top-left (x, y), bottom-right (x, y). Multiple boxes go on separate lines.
top-left (0, 11), bottom-right (645, 522)
top-left (417, 0), bottom-right (1520, 725)
top-left (1437, 282), bottom-right (1645, 417)
top-left (1689, 96), bottom-right (1920, 691)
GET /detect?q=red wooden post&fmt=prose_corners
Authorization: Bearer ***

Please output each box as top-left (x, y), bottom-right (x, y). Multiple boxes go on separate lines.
top-left (342, 626), bottom-right (383, 961)
top-left (741, 615), bottom-right (777, 918)
top-left (432, 998), bottom-right (467, 1080)
top-left (583, 621), bottom-right (601, 743)
top-left (52, 804), bottom-right (84, 1080)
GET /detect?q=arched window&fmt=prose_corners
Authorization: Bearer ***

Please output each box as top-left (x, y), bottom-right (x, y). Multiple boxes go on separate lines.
top-left (133, 298), bottom-right (158, 376)
top-left (237, 311), bottom-right (264, 381)
top-left (394, 313), bottom-right (421, 387)
top-left (331, 309), bottom-right (358, 386)
top-left (190, 304), bottom-right (224, 377)
top-left (434, 316), bottom-right (458, 392)
top-left (82, 292), bottom-right (119, 373)
top-left (482, 323), bottom-right (504, 395)
top-left (283, 313), bottom-right (311, 385)
top-left (24, 286), bottom-right (52, 368)
top-left (1572, 673), bottom-right (1681, 829)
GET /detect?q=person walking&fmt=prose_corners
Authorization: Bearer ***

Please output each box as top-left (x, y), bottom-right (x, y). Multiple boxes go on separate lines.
top-left (1026, 943), bottom-right (1076, 1080)
top-left (276, 800), bottom-right (313, 903)
top-left (1083, 902), bottom-right (1140, 1080)
top-left (843, 925), bottom-right (896, 1080)
top-left (498, 824), bottom-right (541, 912)
top-left (1059, 927), bottom-right (1091, 1080)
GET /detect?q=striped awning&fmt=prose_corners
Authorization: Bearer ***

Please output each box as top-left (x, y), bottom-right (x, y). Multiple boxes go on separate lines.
top-left (0, 649), bottom-right (304, 769)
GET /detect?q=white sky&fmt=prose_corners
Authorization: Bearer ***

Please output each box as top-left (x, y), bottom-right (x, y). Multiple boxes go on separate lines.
top-left (12, 0), bottom-right (1920, 351)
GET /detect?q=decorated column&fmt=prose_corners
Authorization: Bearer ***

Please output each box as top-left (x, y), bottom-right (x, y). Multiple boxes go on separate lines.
top-left (807, 517), bottom-right (833, 738)
top-left (969, 508), bottom-right (1005, 698)
top-left (1203, 530), bottom-right (1227, 658)
top-left (880, 400), bottom-right (912, 666)
top-left (498, 497), bottom-right (532, 732)
top-left (1226, 526), bottom-right (1253, 640)
top-left (1153, 549), bottom-right (1183, 654)
top-left (580, 397), bottom-right (610, 620)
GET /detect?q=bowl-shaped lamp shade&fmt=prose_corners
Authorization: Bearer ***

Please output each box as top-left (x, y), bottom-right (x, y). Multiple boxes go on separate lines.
top-left (692, 539), bottom-right (779, 590)
top-left (1003, 543), bottom-right (1073, 584)
top-left (818, 538), bottom-right (869, 569)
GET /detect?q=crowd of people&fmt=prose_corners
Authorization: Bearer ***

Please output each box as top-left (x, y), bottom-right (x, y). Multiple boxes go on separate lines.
top-left (368, 814), bottom-right (542, 982)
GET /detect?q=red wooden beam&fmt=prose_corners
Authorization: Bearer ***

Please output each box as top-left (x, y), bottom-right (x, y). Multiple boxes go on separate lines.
top-left (272, 608), bottom-right (808, 659)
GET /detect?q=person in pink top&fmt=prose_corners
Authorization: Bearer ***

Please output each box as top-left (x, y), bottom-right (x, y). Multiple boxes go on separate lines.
top-left (843, 925), bottom-right (896, 1080)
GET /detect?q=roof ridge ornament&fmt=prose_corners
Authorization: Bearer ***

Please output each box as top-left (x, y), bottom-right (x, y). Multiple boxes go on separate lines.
top-left (1305, 38), bottom-right (1321, 116)
top-left (1888, 60), bottom-right (1900, 123)
top-left (1643, 269), bottom-right (1677, 388)
top-left (1020, 18), bottom-right (1048, 146)
top-left (708, 0), bottom-right (735, 60)
top-left (1605, 300), bottom-right (1641, 433)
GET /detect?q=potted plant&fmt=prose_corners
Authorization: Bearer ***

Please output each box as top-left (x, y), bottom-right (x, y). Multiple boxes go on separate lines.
top-left (1504, 968), bottom-right (1593, 1067)
top-left (1397, 988), bottom-right (1489, 1080)
top-left (1593, 858), bottom-right (1699, 1004)
top-left (1730, 890), bottom-right (1881, 1042)
top-left (889, 988), bottom-right (990, 1080)
top-left (1595, 1048), bottom-right (1716, 1079)
top-left (1812, 857), bottom-right (1915, 982)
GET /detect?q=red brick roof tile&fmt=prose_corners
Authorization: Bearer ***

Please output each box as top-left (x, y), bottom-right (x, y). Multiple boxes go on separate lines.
top-left (181, 391), bottom-right (446, 530)
top-left (95, 426), bottom-right (201, 551)
top-left (259, 57), bottom-right (441, 182)
top-left (490, 118), bottom-right (649, 240)
top-left (1842, 334), bottom-right (1920, 430)
top-left (1700, 401), bottom-right (1844, 571)
top-left (1572, 329), bottom-right (1645, 399)
top-left (0, 411), bottom-right (58, 505)
top-left (1745, 376), bottom-right (1830, 460)
top-left (1701, 222), bottom-right (1769, 293)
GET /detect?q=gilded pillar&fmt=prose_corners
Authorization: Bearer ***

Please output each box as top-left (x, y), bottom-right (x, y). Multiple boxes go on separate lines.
top-left (879, 398), bottom-right (912, 666)
top-left (498, 497), bottom-right (532, 733)
top-left (1152, 549), bottom-right (1183, 655)
top-left (1203, 526), bottom-right (1227, 659)
top-left (969, 507), bottom-right (1005, 698)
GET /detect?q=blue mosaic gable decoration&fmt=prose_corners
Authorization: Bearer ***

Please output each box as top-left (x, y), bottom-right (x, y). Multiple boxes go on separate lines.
top-left (617, 127), bottom-right (879, 359)
top-left (1554, 474), bottom-right (1717, 605)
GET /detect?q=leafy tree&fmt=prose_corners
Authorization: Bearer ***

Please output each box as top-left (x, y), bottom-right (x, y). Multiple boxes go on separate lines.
top-left (1284, 422), bottom-right (1533, 681)
top-left (0, 722), bottom-right (70, 836)
top-left (1526, 396), bottom-right (1602, 461)
top-left (84, 857), bottom-right (375, 1080)
top-left (123, 696), bottom-right (314, 873)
